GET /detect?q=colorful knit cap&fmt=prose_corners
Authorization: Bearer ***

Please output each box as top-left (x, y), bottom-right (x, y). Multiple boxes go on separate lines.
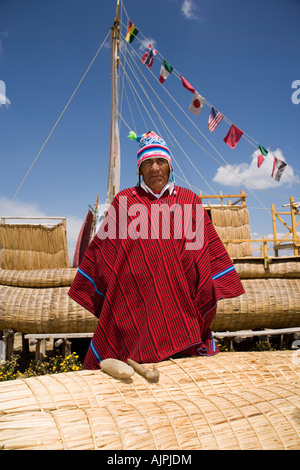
top-left (128, 130), bottom-right (174, 185)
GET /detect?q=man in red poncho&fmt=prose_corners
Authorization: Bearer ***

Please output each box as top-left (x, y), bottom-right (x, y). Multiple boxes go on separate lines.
top-left (68, 131), bottom-right (244, 369)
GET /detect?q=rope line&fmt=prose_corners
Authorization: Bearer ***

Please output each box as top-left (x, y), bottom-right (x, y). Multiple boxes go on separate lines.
top-left (119, 56), bottom-right (217, 195)
top-left (4, 1), bottom-right (298, 228)
top-left (3, 30), bottom-right (111, 216)
top-left (119, 41), bottom-right (284, 217)
top-left (119, 5), bottom-right (300, 188)
top-left (118, 21), bottom-right (300, 213)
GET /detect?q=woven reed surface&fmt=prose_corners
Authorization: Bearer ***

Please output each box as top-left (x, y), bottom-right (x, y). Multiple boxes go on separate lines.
top-left (0, 285), bottom-right (97, 333)
top-left (0, 223), bottom-right (70, 270)
top-left (1, 278), bottom-right (299, 333)
top-left (210, 206), bottom-right (252, 258)
top-left (234, 258), bottom-right (300, 278)
top-left (212, 278), bottom-right (300, 331)
top-left (0, 268), bottom-right (77, 287)
top-left (0, 352), bottom-right (299, 450)
top-left (0, 258), bottom-right (299, 289)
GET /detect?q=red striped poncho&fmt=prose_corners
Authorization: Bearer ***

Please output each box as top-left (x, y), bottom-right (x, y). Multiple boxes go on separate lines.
top-left (68, 185), bottom-right (244, 369)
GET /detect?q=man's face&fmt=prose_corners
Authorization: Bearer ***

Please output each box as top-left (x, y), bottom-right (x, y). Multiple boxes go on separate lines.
top-left (139, 158), bottom-right (170, 192)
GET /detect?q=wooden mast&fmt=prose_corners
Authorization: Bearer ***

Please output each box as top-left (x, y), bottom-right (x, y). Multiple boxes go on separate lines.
top-left (104, 0), bottom-right (121, 213)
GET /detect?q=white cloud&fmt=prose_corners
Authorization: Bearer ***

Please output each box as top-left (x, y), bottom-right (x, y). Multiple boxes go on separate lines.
top-left (0, 197), bottom-right (83, 264)
top-left (213, 148), bottom-right (299, 189)
top-left (138, 37), bottom-right (157, 53)
top-left (0, 93), bottom-right (11, 107)
top-left (0, 197), bottom-right (46, 220)
top-left (0, 80), bottom-right (10, 107)
top-left (181, 0), bottom-right (205, 22)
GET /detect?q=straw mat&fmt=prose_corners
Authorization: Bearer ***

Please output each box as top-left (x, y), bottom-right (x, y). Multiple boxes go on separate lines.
top-left (0, 352), bottom-right (300, 449)
top-left (0, 223), bottom-right (70, 270)
top-left (210, 206), bottom-right (252, 258)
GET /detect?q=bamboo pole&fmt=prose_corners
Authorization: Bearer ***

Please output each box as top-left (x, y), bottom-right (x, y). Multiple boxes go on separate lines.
top-left (290, 196), bottom-right (299, 256)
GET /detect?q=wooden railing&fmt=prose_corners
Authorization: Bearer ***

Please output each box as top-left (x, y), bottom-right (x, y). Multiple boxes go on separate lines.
top-left (200, 191), bottom-right (300, 258)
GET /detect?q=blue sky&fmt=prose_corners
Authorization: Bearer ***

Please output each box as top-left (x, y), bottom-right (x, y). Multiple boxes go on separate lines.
top-left (1, 0), bottom-right (299, 261)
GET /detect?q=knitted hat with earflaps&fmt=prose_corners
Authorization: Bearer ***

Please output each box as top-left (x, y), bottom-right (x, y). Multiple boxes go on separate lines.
top-left (128, 130), bottom-right (174, 186)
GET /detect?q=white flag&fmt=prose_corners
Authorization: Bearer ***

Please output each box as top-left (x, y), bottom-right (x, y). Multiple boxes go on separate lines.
top-left (271, 156), bottom-right (287, 182)
top-left (189, 91), bottom-right (205, 116)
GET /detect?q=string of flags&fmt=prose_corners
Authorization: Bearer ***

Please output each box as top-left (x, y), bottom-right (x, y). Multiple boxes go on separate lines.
top-left (125, 20), bottom-right (288, 182)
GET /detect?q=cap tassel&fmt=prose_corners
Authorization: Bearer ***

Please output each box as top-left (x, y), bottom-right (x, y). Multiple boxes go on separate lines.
top-left (128, 131), bottom-right (137, 141)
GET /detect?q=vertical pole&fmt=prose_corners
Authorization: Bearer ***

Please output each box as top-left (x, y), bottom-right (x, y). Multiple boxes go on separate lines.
top-left (290, 196), bottom-right (299, 256)
top-left (241, 190), bottom-right (246, 206)
top-left (272, 203), bottom-right (278, 257)
top-left (104, 1), bottom-right (120, 212)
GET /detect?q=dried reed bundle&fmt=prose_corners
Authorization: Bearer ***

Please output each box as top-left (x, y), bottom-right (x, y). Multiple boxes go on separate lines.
top-left (234, 258), bottom-right (300, 278)
top-left (1, 352), bottom-right (300, 449)
top-left (0, 268), bottom-right (77, 288)
top-left (1, 383), bottom-right (299, 450)
top-left (4, 258), bottom-right (298, 287)
top-left (0, 352), bottom-right (299, 415)
top-left (212, 278), bottom-right (300, 331)
top-left (210, 206), bottom-right (250, 227)
top-left (0, 277), bottom-right (299, 333)
top-left (0, 223), bottom-right (70, 270)
top-left (210, 206), bottom-right (252, 258)
top-left (0, 285), bottom-right (97, 333)
top-left (225, 241), bottom-right (253, 258)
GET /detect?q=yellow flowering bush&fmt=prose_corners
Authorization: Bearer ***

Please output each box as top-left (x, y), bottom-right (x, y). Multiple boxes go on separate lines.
top-left (0, 355), bottom-right (20, 381)
top-left (0, 352), bottom-right (83, 381)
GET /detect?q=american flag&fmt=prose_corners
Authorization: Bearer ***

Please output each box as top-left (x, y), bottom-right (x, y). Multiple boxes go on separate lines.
top-left (208, 107), bottom-right (224, 132)
top-left (141, 44), bottom-right (157, 69)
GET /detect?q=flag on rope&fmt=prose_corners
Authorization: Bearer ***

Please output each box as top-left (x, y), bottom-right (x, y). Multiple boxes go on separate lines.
top-left (159, 60), bottom-right (173, 84)
top-left (257, 154), bottom-right (265, 168)
top-left (257, 144), bottom-right (268, 168)
top-left (271, 156), bottom-right (287, 182)
top-left (181, 76), bottom-right (195, 93)
top-left (208, 107), bottom-right (224, 132)
top-left (141, 44), bottom-right (157, 68)
top-left (189, 91), bottom-right (205, 116)
top-left (125, 21), bottom-right (139, 44)
top-left (224, 124), bottom-right (244, 149)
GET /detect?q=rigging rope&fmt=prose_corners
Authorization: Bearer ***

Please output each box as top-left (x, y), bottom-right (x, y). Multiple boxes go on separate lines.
top-left (3, 30), bottom-right (111, 217)
top-left (117, 13), bottom-right (300, 219)
top-left (119, 7), bottom-right (300, 189)
top-left (119, 56), bottom-right (217, 195)
top-left (119, 42), bottom-right (276, 216)
top-left (4, 1), bottom-right (298, 231)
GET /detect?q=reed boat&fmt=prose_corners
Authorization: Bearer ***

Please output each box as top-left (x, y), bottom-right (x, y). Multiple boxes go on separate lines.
top-left (0, 0), bottom-right (300, 451)
top-left (0, 2), bottom-right (299, 338)
top-left (1, 351), bottom-right (300, 450)
top-left (0, 193), bottom-right (299, 336)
